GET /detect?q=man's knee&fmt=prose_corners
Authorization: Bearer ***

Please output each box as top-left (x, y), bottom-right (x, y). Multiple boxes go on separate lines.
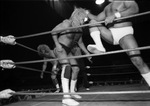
top-left (72, 66), bottom-right (80, 73)
top-left (62, 64), bottom-right (72, 79)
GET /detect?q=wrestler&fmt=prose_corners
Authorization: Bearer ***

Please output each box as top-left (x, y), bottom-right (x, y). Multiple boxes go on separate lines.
top-left (86, 0), bottom-right (150, 88)
top-left (37, 44), bottom-right (61, 93)
top-left (51, 7), bottom-right (91, 106)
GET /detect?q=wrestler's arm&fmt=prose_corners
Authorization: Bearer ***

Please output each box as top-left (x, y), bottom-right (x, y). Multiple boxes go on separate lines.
top-left (50, 50), bottom-right (60, 72)
top-left (52, 61), bottom-right (59, 74)
top-left (78, 37), bottom-right (92, 62)
top-left (42, 58), bottom-right (47, 72)
top-left (119, 1), bottom-right (139, 17)
top-left (87, 9), bottom-right (106, 22)
top-left (40, 58), bottom-right (47, 78)
top-left (52, 20), bottom-right (70, 51)
top-left (51, 23), bottom-right (62, 47)
top-left (78, 37), bottom-right (90, 55)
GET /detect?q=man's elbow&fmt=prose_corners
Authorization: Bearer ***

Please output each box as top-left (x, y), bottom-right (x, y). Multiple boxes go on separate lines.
top-left (135, 6), bottom-right (139, 14)
top-left (130, 7), bottom-right (139, 15)
top-left (133, 3), bottom-right (139, 14)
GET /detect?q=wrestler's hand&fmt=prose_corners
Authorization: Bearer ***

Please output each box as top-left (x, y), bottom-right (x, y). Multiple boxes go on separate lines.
top-left (105, 15), bottom-right (115, 25)
top-left (85, 10), bottom-right (91, 19)
top-left (0, 89), bottom-right (15, 99)
top-left (52, 64), bottom-right (57, 71)
top-left (89, 20), bottom-right (96, 27)
top-left (86, 53), bottom-right (92, 63)
top-left (52, 70), bottom-right (58, 75)
top-left (52, 66), bottom-right (58, 75)
top-left (88, 57), bottom-right (93, 63)
top-left (40, 72), bottom-right (44, 79)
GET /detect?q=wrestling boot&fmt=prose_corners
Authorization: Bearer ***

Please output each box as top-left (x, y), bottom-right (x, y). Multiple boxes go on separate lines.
top-left (62, 98), bottom-right (79, 106)
top-left (70, 80), bottom-right (82, 99)
top-left (87, 44), bottom-right (105, 54)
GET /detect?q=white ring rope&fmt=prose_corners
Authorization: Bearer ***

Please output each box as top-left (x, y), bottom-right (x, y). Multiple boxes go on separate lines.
top-left (15, 11), bottom-right (150, 40)
top-left (12, 90), bottom-right (150, 96)
top-left (87, 63), bottom-right (134, 69)
top-left (88, 71), bottom-right (138, 76)
top-left (16, 65), bottom-right (52, 74)
top-left (13, 65), bottom-right (139, 76)
top-left (16, 42), bottom-right (39, 53)
top-left (14, 46), bottom-right (150, 65)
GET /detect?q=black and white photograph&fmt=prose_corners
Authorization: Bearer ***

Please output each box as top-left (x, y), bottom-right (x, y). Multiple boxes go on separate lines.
top-left (0, 0), bottom-right (150, 106)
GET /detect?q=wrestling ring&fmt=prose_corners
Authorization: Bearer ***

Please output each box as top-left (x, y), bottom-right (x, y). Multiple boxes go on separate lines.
top-left (1, 11), bottom-right (150, 106)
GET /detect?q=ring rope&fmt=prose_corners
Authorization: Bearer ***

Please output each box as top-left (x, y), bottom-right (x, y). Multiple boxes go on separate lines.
top-left (15, 11), bottom-right (150, 40)
top-left (15, 65), bottom-right (138, 76)
top-left (87, 63), bottom-right (134, 69)
top-left (16, 99), bottom-right (150, 101)
top-left (12, 90), bottom-right (150, 96)
top-left (16, 65), bottom-right (52, 74)
top-left (14, 46), bottom-right (150, 65)
top-left (88, 71), bottom-right (138, 76)
top-left (16, 42), bottom-right (39, 53)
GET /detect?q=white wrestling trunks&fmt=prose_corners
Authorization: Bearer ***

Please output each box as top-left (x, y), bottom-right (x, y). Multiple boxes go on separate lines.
top-left (109, 26), bottom-right (134, 45)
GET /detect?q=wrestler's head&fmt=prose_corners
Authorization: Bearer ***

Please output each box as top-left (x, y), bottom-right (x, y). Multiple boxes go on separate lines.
top-left (37, 44), bottom-right (53, 58)
top-left (70, 7), bottom-right (87, 26)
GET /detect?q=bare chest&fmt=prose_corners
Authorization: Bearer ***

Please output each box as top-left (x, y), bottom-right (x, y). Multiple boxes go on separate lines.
top-left (106, 2), bottom-right (126, 16)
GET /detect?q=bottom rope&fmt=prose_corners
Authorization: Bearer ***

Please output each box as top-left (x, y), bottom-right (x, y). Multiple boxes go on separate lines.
top-left (13, 90), bottom-right (150, 96)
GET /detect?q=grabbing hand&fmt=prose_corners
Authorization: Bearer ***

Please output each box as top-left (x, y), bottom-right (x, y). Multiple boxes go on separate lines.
top-left (88, 57), bottom-right (93, 63)
top-left (0, 89), bottom-right (15, 99)
top-left (105, 15), bottom-right (115, 25)
top-left (0, 35), bottom-right (16, 45)
top-left (0, 60), bottom-right (16, 69)
top-left (40, 72), bottom-right (44, 79)
top-left (86, 53), bottom-right (92, 63)
top-left (85, 10), bottom-right (90, 18)
top-left (89, 19), bottom-right (98, 27)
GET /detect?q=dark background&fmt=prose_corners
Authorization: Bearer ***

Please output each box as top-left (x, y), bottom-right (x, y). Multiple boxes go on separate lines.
top-left (0, 0), bottom-right (150, 90)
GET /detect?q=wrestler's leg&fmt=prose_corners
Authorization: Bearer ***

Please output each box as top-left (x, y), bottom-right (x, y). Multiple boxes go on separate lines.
top-left (87, 21), bottom-right (106, 54)
top-left (99, 26), bottom-right (114, 44)
top-left (69, 53), bottom-right (82, 99)
top-left (119, 34), bottom-right (150, 86)
top-left (88, 26), bottom-right (113, 54)
top-left (55, 48), bottom-right (79, 105)
top-left (54, 48), bottom-right (71, 97)
top-left (51, 70), bottom-right (60, 93)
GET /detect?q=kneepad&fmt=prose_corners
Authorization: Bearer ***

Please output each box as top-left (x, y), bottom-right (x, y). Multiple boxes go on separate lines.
top-left (129, 54), bottom-right (141, 58)
top-left (63, 65), bottom-right (71, 79)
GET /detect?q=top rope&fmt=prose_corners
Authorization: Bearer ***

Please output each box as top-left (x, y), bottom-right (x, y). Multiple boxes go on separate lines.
top-left (15, 11), bottom-right (150, 40)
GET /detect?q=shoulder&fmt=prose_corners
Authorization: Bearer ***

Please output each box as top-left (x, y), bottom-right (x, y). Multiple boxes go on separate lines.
top-left (53, 19), bottom-right (69, 28)
top-left (105, 3), bottom-right (111, 10)
top-left (124, 1), bottom-right (138, 7)
top-left (124, 1), bottom-right (139, 13)
top-left (62, 19), bottom-right (71, 27)
top-left (63, 19), bottom-right (71, 23)
top-left (55, 19), bottom-right (71, 29)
